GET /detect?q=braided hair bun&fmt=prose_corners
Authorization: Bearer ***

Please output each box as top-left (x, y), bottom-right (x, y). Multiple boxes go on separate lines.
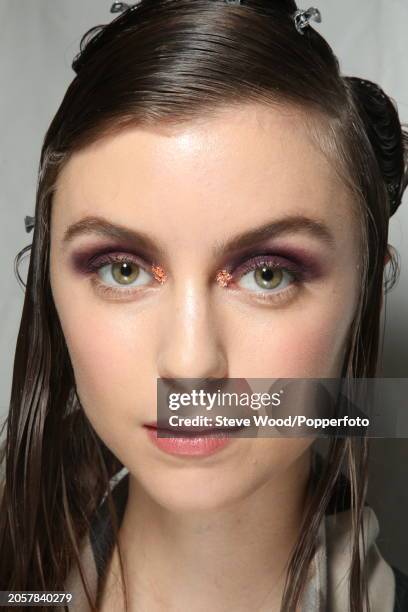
top-left (345, 76), bottom-right (408, 216)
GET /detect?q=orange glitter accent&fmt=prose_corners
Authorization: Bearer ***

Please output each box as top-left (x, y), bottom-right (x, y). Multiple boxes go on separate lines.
top-left (215, 269), bottom-right (233, 288)
top-left (151, 264), bottom-right (167, 284)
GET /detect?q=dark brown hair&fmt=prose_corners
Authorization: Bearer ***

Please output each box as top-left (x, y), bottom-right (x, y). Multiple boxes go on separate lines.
top-left (1, 1), bottom-right (407, 610)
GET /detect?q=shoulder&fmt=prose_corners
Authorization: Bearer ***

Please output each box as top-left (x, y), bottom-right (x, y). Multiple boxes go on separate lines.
top-left (392, 565), bottom-right (408, 612)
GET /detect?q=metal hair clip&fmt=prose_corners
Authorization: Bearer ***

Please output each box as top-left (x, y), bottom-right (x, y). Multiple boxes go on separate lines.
top-left (24, 215), bottom-right (35, 233)
top-left (110, 2), bottom-right (321, 35)
top-left (110, 1), bottom-right (139, 13)
top-left (293, 7), bottom-right (322, 35)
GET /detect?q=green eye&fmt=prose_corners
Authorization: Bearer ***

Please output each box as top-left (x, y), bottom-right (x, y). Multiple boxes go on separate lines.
top-left (97, 259), bottom-right (152, 289)
top-left (254, 266), bottom-right (283, 290)
top-left (239, 263), bottom-right (294, 294)
top-left (111, 262), bottom-right (141, 285)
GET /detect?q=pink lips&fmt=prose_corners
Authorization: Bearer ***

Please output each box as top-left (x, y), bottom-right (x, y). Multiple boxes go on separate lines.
top-left (145, 378), bottom-right (252, 457)
top-left (144, 424), bottom-right (233, 457)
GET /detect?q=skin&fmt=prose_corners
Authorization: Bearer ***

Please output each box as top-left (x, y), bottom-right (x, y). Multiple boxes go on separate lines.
top-left (50, 103), bottom-right (363, 611)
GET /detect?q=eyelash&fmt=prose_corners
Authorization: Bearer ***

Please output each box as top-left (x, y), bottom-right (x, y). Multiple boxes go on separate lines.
top-left (231, 255), bottom-right (302, 304)
top-left (85, 252), bottom-right (304, 304)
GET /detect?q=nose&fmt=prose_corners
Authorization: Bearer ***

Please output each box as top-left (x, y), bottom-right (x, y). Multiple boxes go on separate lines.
top-left (156, 277), bottom-right (228, 381)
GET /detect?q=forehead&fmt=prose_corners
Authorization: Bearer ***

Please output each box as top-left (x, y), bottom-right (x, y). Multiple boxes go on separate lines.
top-left (52, 103), bottom-right (356, 244)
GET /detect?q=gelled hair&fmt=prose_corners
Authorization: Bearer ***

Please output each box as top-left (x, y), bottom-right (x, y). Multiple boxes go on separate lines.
top-left (1, 1), bottom-right (407, 610)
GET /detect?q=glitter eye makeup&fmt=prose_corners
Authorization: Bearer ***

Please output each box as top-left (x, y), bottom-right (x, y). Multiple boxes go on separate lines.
top-left (215, 247), bottom-right (326, 305)
top-left (70, 241), bottom-right (326, 304)
top-left (215, 259), bottom-right (299, 305)
top-left (215, 269), bottom-right (233, 287)
top-left (69, 245), bottom-right (163, 299)
top-left (151, 264), bottom-right (167, 285)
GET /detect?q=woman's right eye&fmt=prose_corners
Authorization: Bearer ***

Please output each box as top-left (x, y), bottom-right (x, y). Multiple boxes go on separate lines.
top-left (97, 260), bottom-right (153, 288)
top-left (87, 253), bottom-right (158, 298)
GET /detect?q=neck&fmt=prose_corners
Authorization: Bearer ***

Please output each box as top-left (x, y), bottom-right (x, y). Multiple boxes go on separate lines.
top-left (100, 449), bottom-right (313, 611)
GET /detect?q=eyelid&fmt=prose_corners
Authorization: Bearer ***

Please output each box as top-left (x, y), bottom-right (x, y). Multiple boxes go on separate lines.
top-left (217, 254), bottom-right (303, 288)
top-left (80, 251), bottom-right (163, 282)
top-left (85, 252), bottom-right (164, 296)
top-left (215, 254), bottom-right (305, 306)
top-left (85, 251), bottom-right (147, 272)
top-left (233, 254), bottom-right (302, 279)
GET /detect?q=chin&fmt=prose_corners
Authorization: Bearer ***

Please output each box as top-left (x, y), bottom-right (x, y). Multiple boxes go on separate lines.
top-left (127, 460), bottom-right (265, 514)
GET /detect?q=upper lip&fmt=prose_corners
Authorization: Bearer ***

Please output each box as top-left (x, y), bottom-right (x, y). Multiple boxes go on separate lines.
top-left (144, 420), bottom-right (244, 434)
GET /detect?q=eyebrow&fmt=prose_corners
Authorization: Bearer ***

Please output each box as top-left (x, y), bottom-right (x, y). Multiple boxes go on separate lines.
top-left (62, 214), bottom-right (335, 258)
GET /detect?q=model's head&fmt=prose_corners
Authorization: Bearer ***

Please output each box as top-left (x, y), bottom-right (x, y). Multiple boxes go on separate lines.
top-left (1, 1), bottom-right (407, 610)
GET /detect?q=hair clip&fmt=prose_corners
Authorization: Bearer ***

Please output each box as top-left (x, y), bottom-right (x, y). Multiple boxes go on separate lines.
top-left (109, 2), bottom-right (322, 35)
top-left (293, 7), bottom-right (322, 35)
top-left (110, 1), bottom-right (139, 13)
top-left (24, 215), bottom-right (35, 233)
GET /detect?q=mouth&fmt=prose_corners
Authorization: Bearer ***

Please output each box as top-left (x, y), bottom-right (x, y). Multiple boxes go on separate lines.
top-left (143, 421), bottom-right (245, 437)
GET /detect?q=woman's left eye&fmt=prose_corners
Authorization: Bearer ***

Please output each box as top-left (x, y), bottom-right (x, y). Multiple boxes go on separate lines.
top-left (234, 256), bottom-right (299, 295)
top-left (238, 264), bottom-right (294, 293)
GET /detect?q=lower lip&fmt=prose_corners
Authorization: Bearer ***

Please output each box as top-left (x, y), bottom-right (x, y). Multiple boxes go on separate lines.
top-left (144, 426), bottom-right (233, 456)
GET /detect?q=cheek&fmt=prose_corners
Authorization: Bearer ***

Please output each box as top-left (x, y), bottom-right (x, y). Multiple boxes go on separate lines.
top-left (277, 309), bottom-right (347, 375)
top-left (50, 276), bottom-right (154, 423)
top-left (226, 283), bottom-right (358, 377)
top-left (65, 315), bottom-right (142, 382)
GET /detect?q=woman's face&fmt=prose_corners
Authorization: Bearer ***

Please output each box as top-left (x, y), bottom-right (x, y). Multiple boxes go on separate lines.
top-left (50, 104), bottom-right (361, 511)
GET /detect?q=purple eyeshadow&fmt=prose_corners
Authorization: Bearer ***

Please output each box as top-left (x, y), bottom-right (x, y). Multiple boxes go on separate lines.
top-left (227, 244), bottom-right (328, 281)
top-left (69, 240), bottom-right (329, 282)
top-left (69, 242), bottom-right (149, 274)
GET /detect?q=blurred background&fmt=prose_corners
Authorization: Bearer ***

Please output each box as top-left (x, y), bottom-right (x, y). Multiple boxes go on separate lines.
top-left (0, 0), bottom-right (407, 572)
